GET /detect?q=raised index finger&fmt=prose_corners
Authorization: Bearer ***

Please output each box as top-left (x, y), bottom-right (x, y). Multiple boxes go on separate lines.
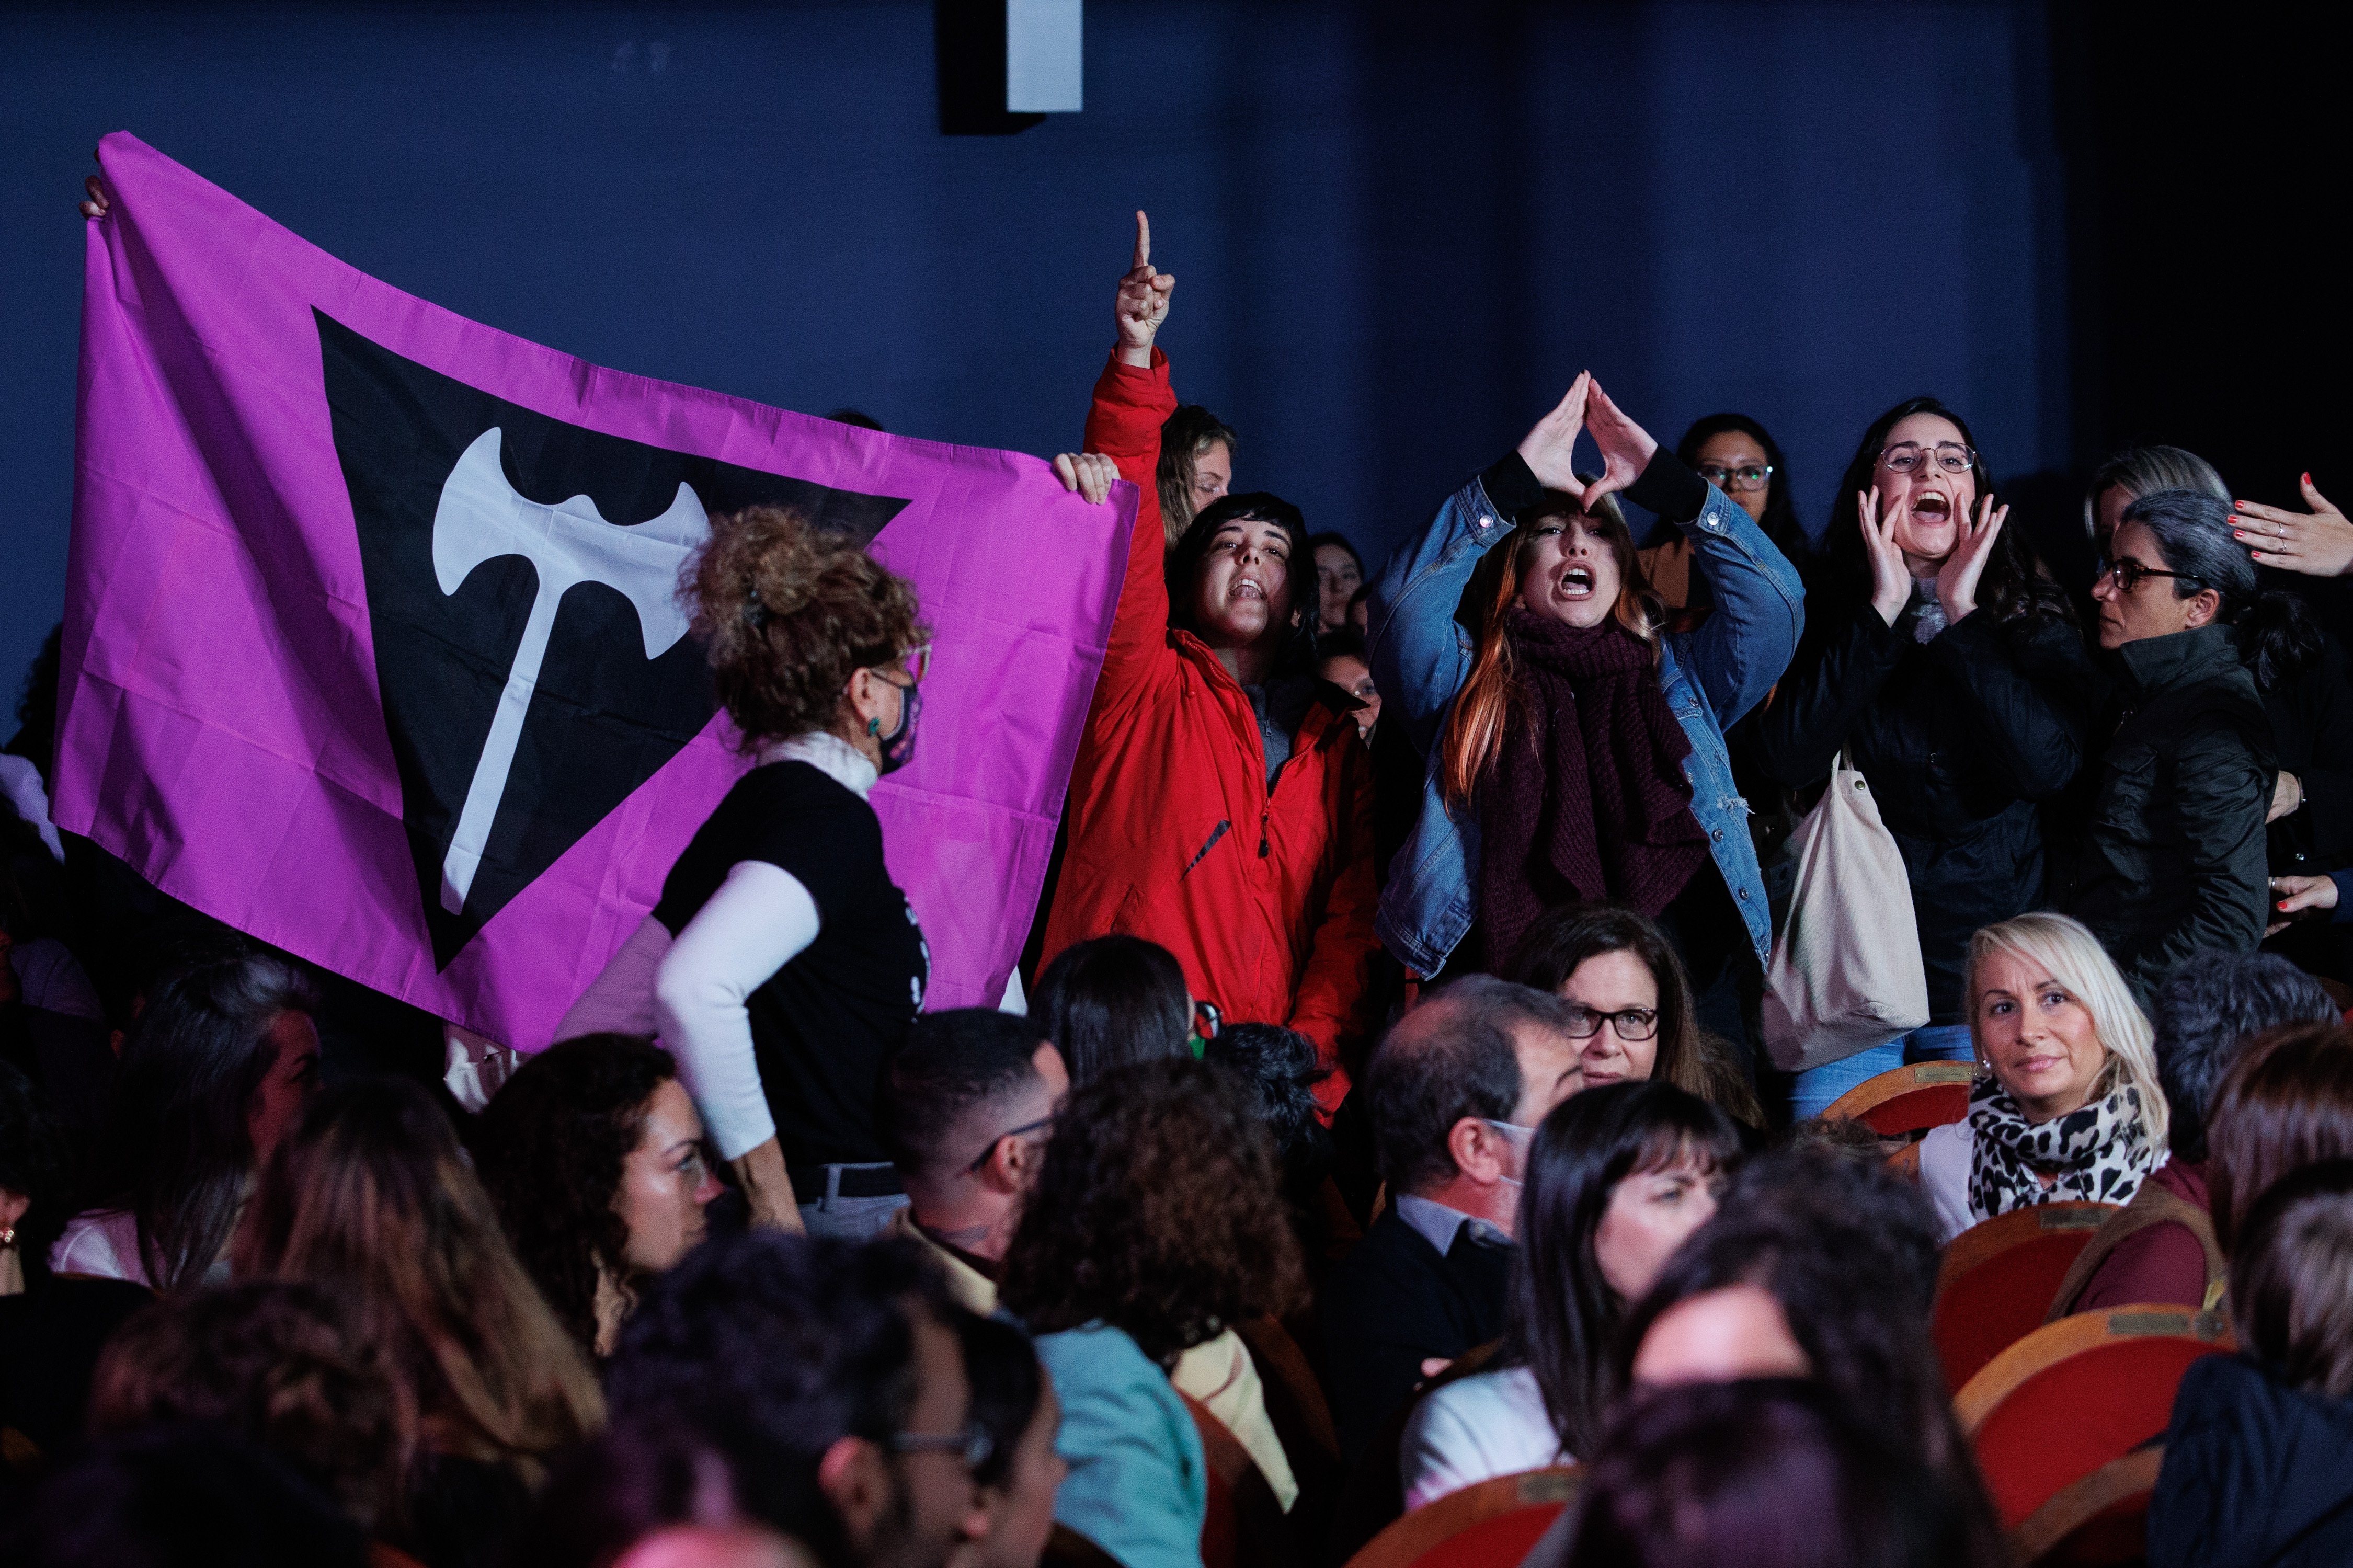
top-left (1133, 210), bottom-right (1151, 271)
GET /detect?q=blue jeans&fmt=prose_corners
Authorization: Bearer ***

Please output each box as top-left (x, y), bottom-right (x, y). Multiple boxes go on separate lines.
top-left (1788, 1023), bottom-right (1975, 1121)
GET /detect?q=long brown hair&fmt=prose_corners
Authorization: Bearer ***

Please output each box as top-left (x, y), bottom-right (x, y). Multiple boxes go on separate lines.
top-left (1439, 490), bottom-right (1663, 805)
top-left (234, 1080), bottom-right (604, 1482)
top-left (1504, 903), bottom-right (1709, 1101)
top-left (2207, 1021), bottom-right (2353, 1255)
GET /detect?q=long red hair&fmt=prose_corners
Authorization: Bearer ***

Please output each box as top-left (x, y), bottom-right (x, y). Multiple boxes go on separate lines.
top-left (1439, 492), bottom-right (1663, 805)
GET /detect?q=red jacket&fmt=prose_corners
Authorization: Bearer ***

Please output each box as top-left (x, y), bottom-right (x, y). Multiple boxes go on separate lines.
top-left (1041, 351), bottom-right (1378, 1106)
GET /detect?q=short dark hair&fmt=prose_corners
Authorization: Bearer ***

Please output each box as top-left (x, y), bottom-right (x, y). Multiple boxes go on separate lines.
top-left (1509, 1081), bottom-right (1742, 1458)
top-left (1166, 493), bottom-right (1318, 674)
top-left (474, 1032), bottom-right (682, 1353)
top-left (1029, 935), bottom-right (1191, 1084)
top-left (998, 1059), bottom-right (1305, 1366)
top-left (1619, 1148), bottom-right (1968, 1488)
top-left (885, 1008), bottom-right (1053, 1179)
top-left (604, 1232), bottom-right (961, 1567)
top-left (2231, 1160), bottom-right (2353, 1398)
top-left (87, 1280), bottom-right (409, 1531)
top-left (1157, 405), bottom-right (1238, 541)
top-left (1506, 904), bottom-right (1709, 1102)
top-left (2151, 953), bottom-right (2339, 1162)
top-left (1564, 1379), bottom-right (1984, 1568)
top-left (515, 1413), bottom-right (826, 1568)
top-left (2208, 1022), bottom-right (2353, 1254)
top-left (956, 1311), bottom-right (1043, 1490)
top-left (1364, 974), bottom-right (1579, 1192)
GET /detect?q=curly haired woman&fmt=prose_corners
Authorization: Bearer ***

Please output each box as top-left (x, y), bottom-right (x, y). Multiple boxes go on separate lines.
top-left (561, 505), bottom-right (932, 1240)
top-left (999, 1058), bottom-right (1308, 1568)
top-left (473, 1033), bottom-right (721, 1357)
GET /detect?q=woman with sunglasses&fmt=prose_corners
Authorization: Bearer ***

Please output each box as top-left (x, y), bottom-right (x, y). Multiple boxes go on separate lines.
top-left (1755, 397), bottom-right (2093, 1118)
top-left (558, 503), bottom-right (932, 1240)
top-left (2061, 489), bottom-right (2280, 998)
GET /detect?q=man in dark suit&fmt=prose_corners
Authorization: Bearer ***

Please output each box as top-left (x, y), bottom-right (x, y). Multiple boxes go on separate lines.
top-left (1319, 974), bottom-right (1586, 1463)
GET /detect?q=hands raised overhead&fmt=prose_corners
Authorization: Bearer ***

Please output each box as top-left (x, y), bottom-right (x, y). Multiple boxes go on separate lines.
top-left (2234, 475), bottom-right (2353, 579)
top-left (1114, 210), bottom-right (1175, 368)
top-left (1512, 373), bottom-right (1660, 509)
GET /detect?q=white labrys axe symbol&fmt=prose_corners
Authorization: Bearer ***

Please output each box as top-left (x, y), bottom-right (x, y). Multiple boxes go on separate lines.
top-left (429, 426), bottom-right (709, 915)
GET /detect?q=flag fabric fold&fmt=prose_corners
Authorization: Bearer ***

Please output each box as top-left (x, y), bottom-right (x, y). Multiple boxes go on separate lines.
top-left (55, 131), bottom-right (1132, 1046)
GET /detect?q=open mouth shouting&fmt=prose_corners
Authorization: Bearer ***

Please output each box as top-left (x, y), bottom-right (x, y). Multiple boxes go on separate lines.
top-left (1911, 491), bottom-right (1954, 525)
top-left (1556, 562), bottom-right (1598, 601)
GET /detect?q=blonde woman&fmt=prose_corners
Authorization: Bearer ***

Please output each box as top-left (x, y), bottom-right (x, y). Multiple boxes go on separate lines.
top-left (1918, 913), bottom-right (2169, 1241)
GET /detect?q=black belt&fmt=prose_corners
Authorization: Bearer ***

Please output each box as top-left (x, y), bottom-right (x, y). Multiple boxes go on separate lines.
top-left (790, 1161), bottom-right (904, 1204)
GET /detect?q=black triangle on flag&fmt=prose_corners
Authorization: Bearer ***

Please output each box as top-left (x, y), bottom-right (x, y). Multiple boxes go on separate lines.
top-left (317, 310), bottom-right (912, 969)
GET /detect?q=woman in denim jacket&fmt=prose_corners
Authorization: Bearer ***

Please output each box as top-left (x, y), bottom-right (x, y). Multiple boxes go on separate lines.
top-left (1369, 377), bottom-right (1803, 1078)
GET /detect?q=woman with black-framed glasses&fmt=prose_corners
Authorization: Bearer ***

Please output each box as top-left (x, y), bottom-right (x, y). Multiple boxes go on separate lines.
top-left (2060, 489), bottom-right (2280, 999)
top-left (1755, 396), bottom-right (2096, 1120)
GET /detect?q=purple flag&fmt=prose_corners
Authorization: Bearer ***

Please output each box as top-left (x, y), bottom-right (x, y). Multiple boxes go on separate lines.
top-left (55, 131), bottom-right (1132, 1045)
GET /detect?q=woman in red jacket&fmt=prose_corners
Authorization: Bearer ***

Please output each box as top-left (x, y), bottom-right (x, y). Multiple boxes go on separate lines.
top-left (1045, 214), bottom-right (1377, 1108)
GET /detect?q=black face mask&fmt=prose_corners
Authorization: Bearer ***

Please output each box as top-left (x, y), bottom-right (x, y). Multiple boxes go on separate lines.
top-left (874, 680), bottom-right (920, 776)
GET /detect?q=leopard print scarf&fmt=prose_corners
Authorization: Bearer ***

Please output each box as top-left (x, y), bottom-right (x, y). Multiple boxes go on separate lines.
top-left (1966, 1075), bottom-right (2158, 1221)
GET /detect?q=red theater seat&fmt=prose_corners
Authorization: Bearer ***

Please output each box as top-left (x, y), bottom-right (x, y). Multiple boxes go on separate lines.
top-left (2012, 1446), bottom-right (2164, 1567)
top-left (1183, 1391), bottom-right (1292, 1568)
top-left (1935, 1203), bottom-right (2121, 1392)
top-left (1822, 1061), bottom-right (1980, 1135)
top-left (1957, 1307), bottom-right (2231, 1530)
top-left (1342, 1468), bottom-right (1582, 1568)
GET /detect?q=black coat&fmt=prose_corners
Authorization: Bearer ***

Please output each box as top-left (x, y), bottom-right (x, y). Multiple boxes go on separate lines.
top-left (2060, 623), bottom-right (2274, 1002)
top-left (2264, 630), bottom-right (2353, 878)
top-left (1317, 1207), bottom-right (1513, 1463)
top-left (1754, 593), bottom-right (2095, 1022)
top-left (2149, 1354), bottom-right (2353, 1568)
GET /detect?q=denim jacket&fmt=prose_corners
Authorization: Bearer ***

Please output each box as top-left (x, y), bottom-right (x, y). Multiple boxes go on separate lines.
top-left (1367, 456), bottom-right (1804, 979)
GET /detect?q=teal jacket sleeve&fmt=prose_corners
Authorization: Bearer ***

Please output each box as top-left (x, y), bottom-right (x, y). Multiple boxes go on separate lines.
top-left (1034, 1325), bottom-right (1207, 1568)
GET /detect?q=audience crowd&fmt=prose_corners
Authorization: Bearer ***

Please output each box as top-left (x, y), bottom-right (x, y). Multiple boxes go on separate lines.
top-left (8, 200), bottom-right (2353, 1567)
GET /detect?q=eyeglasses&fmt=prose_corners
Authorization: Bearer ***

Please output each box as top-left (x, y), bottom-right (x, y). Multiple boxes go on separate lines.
top-left (2095, 556), bottom-right (2206, 594)
top-left (1696, 463), bottom-right (1773, 494)
top-left (889, 1422), bottom-right (995, 1472)
top-left (1878, 442), bottom-right (1975, 476)
top-left (1193, 998), bottom-right (1223, 1042)
top-left (1562, 1004), bottom-right (1659, 1041)
top-left (896, 644), bottom-right (932, 685)
top-left (963, 1114), bottom-right (1054, 1176)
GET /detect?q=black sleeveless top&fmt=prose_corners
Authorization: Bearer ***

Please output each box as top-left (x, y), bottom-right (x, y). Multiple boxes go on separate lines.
top-left (653, 760), bottom-right (928, 1168)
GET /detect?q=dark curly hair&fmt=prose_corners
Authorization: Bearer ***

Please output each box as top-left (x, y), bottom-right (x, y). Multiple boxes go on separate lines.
top-left (472, 1033), bottom-right (680, 1355)
top-left (998, 1058), bottom-right (1306, 1367)
top-left (88, 1279), bottom-right (411, 1531)
top-left (684, 504), bottom-right (927, 749)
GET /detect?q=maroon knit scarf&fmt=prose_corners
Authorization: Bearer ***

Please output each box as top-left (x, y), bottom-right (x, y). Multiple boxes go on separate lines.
top-left (1479, 609), bottom-right (1708, 965)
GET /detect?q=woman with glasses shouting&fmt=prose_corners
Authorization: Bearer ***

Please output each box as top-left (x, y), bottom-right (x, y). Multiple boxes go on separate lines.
top-left (558, 504), bottom-right (934, 1240)
top-left (2059, 489), bottom-right (2284, 998)
top-left (1756, 397), bottom-right (2094, 1119)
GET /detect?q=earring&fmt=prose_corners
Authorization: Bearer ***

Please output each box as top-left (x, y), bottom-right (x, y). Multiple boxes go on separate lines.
top-left (0, 1224), bottom-right (15, 1248)
top-left (867, 717), bottom-right (882, 737)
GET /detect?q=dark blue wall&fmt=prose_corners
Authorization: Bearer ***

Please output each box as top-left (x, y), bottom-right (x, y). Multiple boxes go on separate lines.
top-left (0, 1), bottom-right (2068, 707)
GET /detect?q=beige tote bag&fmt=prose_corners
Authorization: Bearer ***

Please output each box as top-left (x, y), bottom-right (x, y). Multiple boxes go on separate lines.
top-left (1761, 749), bottom-right (1931, 1072)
